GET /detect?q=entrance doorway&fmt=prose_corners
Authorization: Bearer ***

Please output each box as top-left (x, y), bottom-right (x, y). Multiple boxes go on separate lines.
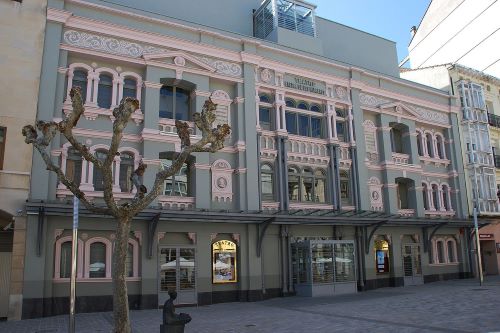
top-left (158, 247), bottom-right (197, 306)
top-left (402, 244), bottom-right (423, 286)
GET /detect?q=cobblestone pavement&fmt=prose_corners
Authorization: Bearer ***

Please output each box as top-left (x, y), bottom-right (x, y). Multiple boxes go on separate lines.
top-left (2, 277), bottom-right (500, 333)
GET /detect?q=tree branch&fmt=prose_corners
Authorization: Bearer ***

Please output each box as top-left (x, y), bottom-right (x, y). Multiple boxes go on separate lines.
top-left (129, 98), bottom-right (230, 215)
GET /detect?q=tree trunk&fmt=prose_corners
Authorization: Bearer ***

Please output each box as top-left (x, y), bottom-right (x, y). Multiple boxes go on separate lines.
top-left (113, 216), bottom-right (132, 333)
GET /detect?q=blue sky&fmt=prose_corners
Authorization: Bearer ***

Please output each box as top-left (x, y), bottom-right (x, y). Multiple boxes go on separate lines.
top-left (313, 0), bottom-right (431, 63)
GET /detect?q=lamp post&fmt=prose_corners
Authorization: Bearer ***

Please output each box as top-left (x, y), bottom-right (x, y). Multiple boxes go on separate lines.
top-left (69, 196), bottom-right (79, 332)
top-left (473, 207), bottom-right (484, 286)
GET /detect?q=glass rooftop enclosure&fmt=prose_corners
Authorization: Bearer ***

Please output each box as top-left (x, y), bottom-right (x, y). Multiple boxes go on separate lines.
top-left (254, 0), bottom-right (317, 39)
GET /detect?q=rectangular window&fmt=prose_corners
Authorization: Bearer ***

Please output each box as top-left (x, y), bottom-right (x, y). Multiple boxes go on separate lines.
top-left (311, 117), bottom-right (322, 138)
top-left (259, 107), bottom-right (271, 130)
top-left (286, 112), bottom-right (297, 135)
top-left (298, 115), bottom-right (309, 136)
top-left (0, 127), bottom-right (6, 170)
top-left (159, 86), bottom-right (174, 119)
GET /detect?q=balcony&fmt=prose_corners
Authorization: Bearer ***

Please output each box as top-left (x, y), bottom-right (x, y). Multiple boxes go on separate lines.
top-left (489, 113), bottom-right (500, 129)
top-left (157, 195), bottom-right (195, 209)
top-left (392, 153), bottom-right (409, 165)
top-left (398, 209), bottom-right (415, 217)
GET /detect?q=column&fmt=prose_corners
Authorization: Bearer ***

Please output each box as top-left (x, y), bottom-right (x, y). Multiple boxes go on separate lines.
top-left (136, 80), bottom-right (143, 105)
top-left (111, 78), bottom-right (120, 108)
top-left (447, 188), bottom-right (453, 211)
top-left (274, 102), bottom-right (281, 130)
top-left (255, 91), bottom-right (260, 129)
top-left (64, 71), bottom-right (74, 104)
top-left (348, 107), bottom-right (355, 144)
top-left (326, 102), bottom-right (334, 140)
top-left (429, 187), bottom-right (436, 211)
top-left (91, 73), bottom-right (99, 106)
top-left (281, 105), bottom-right (286, 132)
top-left (438, 187), bottom-right (446, 211)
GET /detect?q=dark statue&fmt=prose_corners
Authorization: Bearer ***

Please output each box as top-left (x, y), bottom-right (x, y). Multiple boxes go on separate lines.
top-left (160, 291), bottom-right (191, 333)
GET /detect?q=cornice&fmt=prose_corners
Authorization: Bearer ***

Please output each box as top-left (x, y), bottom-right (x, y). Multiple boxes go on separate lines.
top-left (47, 8), bottom-right (73, 24)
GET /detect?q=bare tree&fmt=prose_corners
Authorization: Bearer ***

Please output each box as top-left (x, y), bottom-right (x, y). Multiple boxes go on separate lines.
top-left (23, 88), bottom-right (230, 333)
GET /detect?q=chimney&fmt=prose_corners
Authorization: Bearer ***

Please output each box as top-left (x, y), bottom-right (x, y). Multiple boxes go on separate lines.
top-left (410, 26), bottom-right (417, 37)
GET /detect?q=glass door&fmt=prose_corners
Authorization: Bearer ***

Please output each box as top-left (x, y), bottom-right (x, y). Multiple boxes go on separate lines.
top-left (159, 247), bottom-right (197, 306)
top-left (402, 244), bottom-right (423, 286)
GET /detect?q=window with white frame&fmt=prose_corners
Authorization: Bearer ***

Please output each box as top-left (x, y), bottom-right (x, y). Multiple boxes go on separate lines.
top-left (432, 236), bottom-right (458, 264)
top-left (287, 165), bottom-right (327, 203)
top-left (72, 70), bottom-right (88, 103)
top-left (159, 153), bottom-right (191, 197)
top-left (119, 152), bottom-right (134, 192)
top-left (261, 163), bottom-right (274, 201)
top-left (97, 73), bottom-right (113, 109)
top-left (66, 148), bottom-right (82, 186)
top-left (284, 98), bottom-right (324, 138)
top-left (93, 149), bottom-right (108, 191)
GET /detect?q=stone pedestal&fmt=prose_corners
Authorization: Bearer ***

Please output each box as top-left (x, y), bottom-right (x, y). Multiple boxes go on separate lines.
top-left (160, 323), bottom-right (186, 333)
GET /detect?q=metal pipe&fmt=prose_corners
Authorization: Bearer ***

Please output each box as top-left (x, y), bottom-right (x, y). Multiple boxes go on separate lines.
top-left (69, 197), bottom-right (79, 333)
top-left (473, 207), bottom-right (484, 285)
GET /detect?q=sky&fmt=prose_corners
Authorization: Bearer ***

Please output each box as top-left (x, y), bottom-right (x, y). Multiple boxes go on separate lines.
top-left (313, 0), bottom-right (431, 64)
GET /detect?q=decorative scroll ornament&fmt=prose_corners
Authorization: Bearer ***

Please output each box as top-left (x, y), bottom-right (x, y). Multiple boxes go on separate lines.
top-left (335, 86), bottom-right (348, 100)
top-left (63, 30), bottom-right (166, 58)
top-left (260, 68), bottom-right (273, 83)
top-left (174, 56), bottom-right (186, 67)
top-left (359, 93), bottom-right (390, 107)
top-left (413, 106), bottom-right (448, 124)
top-left (197, 57), bottom-right (242, 77)
top-left (367, 177), bottom-right (383, 211)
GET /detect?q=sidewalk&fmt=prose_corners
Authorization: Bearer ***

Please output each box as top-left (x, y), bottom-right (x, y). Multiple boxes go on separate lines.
top-left (1, 277), bottom-right (499, 333)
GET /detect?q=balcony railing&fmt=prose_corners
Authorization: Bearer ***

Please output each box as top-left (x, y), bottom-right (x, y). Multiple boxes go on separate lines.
top-left (392, 153), bottom-right (409, 165)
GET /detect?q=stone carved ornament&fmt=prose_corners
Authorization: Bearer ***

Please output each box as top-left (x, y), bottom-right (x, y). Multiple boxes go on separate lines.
top-left (64, 30), bottom-right (243, 77)
top-left (359, 93), bottom-right (448, 125)
top-left (211, 159), bottom-right (233, 202)
top-left (335, 86), bottom-right (348, 100)
top-left (260, 68), bottom-right (273, 83)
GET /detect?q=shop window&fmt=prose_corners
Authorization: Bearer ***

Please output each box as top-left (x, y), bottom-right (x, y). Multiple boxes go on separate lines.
top-left (160, 154), bottom-right (190, 197)
top-left (311, 243), bottom-right (333, 283)
top-left (334, 243), bottom-right (356, 282)
top-left (0, 126), bottom-right (5, 170)
top-left (72, 70), bottom-right (88, 103)
top-left (122, 78), bottom-right (137, 99)
top-left (159, 86), bottom-right (190, 121)
top-left (93, 150), bottom-right (108, 191)
top-left (66, 148), bottom-right (82, 186)
top-left (212, 240), bottom-right (237, 283)
top-left (119, 152), bottom-right (134, 192)
top-left (259, 107), bottom-right (272, 130)
top-left (261, 164), bottom-right (274, 201)
top-left (60, 241), bottom-right (72, 279)
top-left (97, 74), bottom-right (113, 109)
top-left (374, 237), bottom-right (390, 273)
top-left (89, 242), bottom-right (107, 278)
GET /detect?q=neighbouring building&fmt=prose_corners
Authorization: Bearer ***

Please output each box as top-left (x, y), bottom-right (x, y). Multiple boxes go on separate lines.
top-left (16, 0), bottom-right (477, 319)
top-left (0, 0), bottom-right (48, 320)
top-left (401, 0), bottom-right (500, 78)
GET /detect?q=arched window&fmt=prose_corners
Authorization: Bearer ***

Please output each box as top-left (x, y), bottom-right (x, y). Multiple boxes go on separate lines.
top-left (336, 121), bottom-right (345, 141)
top-left (97, 74), bottom-right (113, 109)
top-left (72, 70), bottom-right (88, 102)
top-left (311, 117), bottom-right (322, 138)
top-left (285, 98), bottom-right (296, 108)
top-left (66, 148), bottom-right (82, 186)
top-left (59, 241), bottom-right (72, 279)
top-left (436, 135), bottom-right (445, 159)
top-left (288, 166), bottom-right (300, 201)
top-left (159, 86), bottom-right (191, 121)
top-left (125, 243), bottom-right (134, 278)
top-left (89, 241), bottom-right (107, 278)
top-left (160, 156), bottom-right (190, 197)
top-left (436, 240), bottom-right (445, 264)
top-left (93, 150), bottom-right (107, 191)
top-left (442, 185), bottom-right (450, 211)
top-left (447, 239), bottom-right (456, 263)
top-left (335, 107), bottom-right (345, 118)
top-left (259, 94), bottom-right (272, 103)
top-left (119, 152), bottom-right (134, 192)
top-left (416, 131), bottom-right (424, 156)
top-left (310, 104), bottom-right (321, 112)
top-left (122, 78), bottom-right (137, 99)
top-left (314, 169), bottom-right (326, 203)
top-left (261, 164), bottom-right (274, 201)
top-left (297, 101), bottom-right (309, 110)
top-left (425, 133), bottom-right (434, 157)
top-left (431, 184), bottom-right (439, 210)
top-left (340, 170), bottom-right (351, 206)
top-left (422, 183), bottom-right (429, 210)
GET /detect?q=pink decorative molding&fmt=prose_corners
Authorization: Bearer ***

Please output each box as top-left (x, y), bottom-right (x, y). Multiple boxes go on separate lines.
top-left (398, 209), bottom-right (415, 217)
top-left (157, 196), bottom-right (195, 209)
top-left (133, 231), bottom-right (142, 246)
top-left (210, 233), bottom-right (218, 242)
top-left (187, 232), bottom-right (196, 244)
top-left (158, 232), bottom-right (166, 242)
top-left (289, 203), bottom-right (334, 210)
top-left (211, 159), bottom-right (233, 202)
top-left (262, 202), bottom-right (280, 211)
top-left (232, 233), bottom-right (240, 246)
top-left (84, 237), bottom-right (112, 278)
top-left (54, 236), bottom-right (84, 280)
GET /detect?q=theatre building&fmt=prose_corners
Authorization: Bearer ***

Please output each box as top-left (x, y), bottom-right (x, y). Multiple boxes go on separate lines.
top-left (13, 0), bottom-right (478, 319)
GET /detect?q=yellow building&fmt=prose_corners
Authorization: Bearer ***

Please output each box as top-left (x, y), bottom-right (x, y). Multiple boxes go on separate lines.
top-left (0, 0), bottom-right (47, 319)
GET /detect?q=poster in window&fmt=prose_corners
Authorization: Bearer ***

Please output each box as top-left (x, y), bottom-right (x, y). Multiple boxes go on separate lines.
top-left (212, 240), bottom-right (237, 283)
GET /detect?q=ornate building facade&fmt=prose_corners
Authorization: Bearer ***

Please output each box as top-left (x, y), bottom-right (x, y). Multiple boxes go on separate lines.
top-left (12, 0), bottom-right (476, 319)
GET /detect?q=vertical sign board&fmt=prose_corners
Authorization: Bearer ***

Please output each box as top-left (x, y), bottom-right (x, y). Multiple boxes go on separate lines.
top-left (212, 240), bottom-right (237, 283)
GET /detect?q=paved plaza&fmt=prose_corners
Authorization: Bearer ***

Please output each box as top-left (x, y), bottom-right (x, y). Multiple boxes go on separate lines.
top-left (1, 277), bottom-right (500, 333)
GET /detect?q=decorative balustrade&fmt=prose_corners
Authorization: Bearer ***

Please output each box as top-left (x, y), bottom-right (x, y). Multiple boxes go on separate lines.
top-left (260, 132), bottom-right (277, 160)
top-left (158, 118), bottom-right (195, 135)
top-left (392, 153), bottom-right (409, 165)
top-left (286, 135), bottom-right (330, 165)
top-left (157, 195), bottom-right (195, 209)
top-left (425, 210), bottom-right (455, 217)
top-left (398, 209), bottom-right (415, 217)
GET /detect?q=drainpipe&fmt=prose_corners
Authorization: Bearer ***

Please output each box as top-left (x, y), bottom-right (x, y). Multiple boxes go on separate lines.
top-left (257, 133), bottom-right (262, 210)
